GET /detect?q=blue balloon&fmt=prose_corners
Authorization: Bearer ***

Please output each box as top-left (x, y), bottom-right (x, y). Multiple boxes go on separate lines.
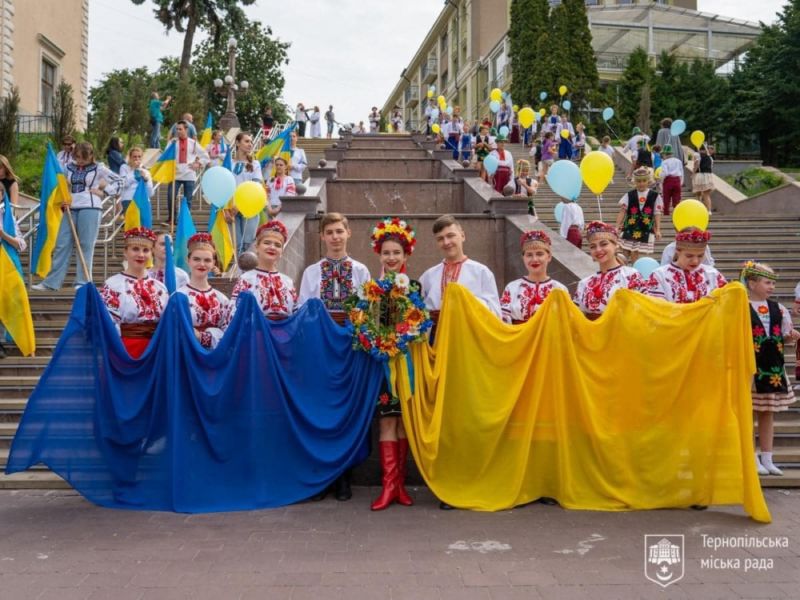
top-left (499, 126), bottom-right (509, 137)
top-left (201, 166), bottom-right (236, 208)
top-left (534, 111), bottom-right (542, 122)
top-left (554, 202), bottom-right (565, 223)
top-left (602, 107), bottom-right (614, 121)
top-left (489, 100), bottom-right (501, 113)
top-left (563, 100), bottom-right (572, 111)
top-left (539, 91), bottom-right (547, 101)
top-left (545, 159), bottom-right (582, 201)
top-left (430, 108), bottom-right (440, 120)
top-left (670, 119), bottom-right (687, 136)
top-left (446, 105), bottom-right (454, 115)
top-left (483, 154), bottom-right (500, 176)
top-left (633, 257), bottom-right (660, 279)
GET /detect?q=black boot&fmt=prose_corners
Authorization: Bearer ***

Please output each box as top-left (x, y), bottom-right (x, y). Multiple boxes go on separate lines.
top-left (334, 471), bottom-right (352, 501)
top-left (0, 342), bottom-right (6, 359)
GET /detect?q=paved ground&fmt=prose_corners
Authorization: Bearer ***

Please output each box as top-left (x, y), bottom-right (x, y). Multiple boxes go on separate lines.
top-left (0, 487), bottom-right (798, 600)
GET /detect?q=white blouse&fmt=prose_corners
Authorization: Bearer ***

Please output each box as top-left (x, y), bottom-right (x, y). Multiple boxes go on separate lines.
top-left (100, 273), bottom-right (169, 332)
top-left (230, 268), bottom-right (297, 319)
top-left (501, 277), bottom-right (568, 323)
top-left (177, 284), bottom-right (230, 349)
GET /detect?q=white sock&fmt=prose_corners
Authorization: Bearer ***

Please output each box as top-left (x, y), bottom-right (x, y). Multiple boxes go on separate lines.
top-left (761, 452), bottom-right (783, 475)
top-left (755, 452), bottom-right (769, 475)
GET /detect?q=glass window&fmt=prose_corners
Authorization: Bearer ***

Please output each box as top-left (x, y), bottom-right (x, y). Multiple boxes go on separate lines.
top-left (41, 58), bottom-right (56, 115)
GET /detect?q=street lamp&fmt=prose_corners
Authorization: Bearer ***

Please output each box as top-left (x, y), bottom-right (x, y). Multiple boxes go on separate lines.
top-left (215, 37), bottom-right (249, 130)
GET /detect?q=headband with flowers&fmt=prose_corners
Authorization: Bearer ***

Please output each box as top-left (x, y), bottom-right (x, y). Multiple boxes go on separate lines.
top-left (675, 229), bottom-right (711, 247)
top-left (584, 221), bottom-right (618, 242)
top-left (124, 227), bottom-right (157, 246)
top-left (520, 230), bottom-right (551, 250)
top-left (371, 217), bottom-right (416, 255)
top-left (256, 220), bottom-right (288, 242)
top-left (187, 232), bottom-right (216, 254)
top-left (739, 260), bottom-right (778, 282)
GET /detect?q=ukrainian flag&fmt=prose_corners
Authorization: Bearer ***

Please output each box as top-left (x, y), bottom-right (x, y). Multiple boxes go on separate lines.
top-left (174, 198), bottom-right (196, 272)
top-left (256, 122), bottom-right (296, 172)
top-left (0, 192), bottom-right (35, 356)
top-left (31, 143), bottom-right (71, 278)
top-left (150, 140), bottom-right (177, 184)
top-left (199, 112), bottom-right (213, 148)
top-left (124, 178), bottom-right (153, 232)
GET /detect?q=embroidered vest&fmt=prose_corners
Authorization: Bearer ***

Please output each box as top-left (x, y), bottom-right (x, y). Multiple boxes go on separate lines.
top-left (750, 301), bottom-right (789, 394)
top-left (622, 189), bottom-right (658, 240)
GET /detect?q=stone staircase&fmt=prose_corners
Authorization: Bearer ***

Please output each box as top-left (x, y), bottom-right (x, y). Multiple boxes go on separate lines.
top-left (1, 135), bottom-right (798, 491)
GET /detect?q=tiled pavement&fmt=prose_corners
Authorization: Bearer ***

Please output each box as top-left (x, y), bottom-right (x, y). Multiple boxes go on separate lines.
top-left (0, 487), bottom-right (798, 600)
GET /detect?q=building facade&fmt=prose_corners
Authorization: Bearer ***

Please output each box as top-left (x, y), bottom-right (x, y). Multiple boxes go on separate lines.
top-left (0, 0), bottom-right (89, 130)
top-left (382, 0), bottom-right (759, 129)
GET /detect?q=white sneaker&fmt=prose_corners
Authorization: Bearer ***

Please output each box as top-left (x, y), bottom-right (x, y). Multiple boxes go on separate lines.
top-left (755, 453), bottom-right (769, 476)
top-left (31, 283), bottom-right (51, 291)
top-left (761, 454), bottom-right (783, 476)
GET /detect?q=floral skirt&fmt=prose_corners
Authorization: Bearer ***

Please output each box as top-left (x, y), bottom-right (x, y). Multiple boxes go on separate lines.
top-left (376, 380), bottom-right (401, 417)
top-left (752, 375), bottom-right (796, 412)
top-left (619, 234), bottom-right (655, 254)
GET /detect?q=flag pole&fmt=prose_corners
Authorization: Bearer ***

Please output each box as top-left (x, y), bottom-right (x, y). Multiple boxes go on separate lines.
top-left (229, 215), bottom-right (239, 279)
top-left (64, 207), bottom-right (91, 283)
top-left (170, 182), bottom-right (176, 237)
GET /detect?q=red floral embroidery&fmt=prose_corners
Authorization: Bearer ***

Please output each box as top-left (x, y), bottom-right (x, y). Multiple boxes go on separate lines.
top-left (101, 286), bottom-right (121, 311)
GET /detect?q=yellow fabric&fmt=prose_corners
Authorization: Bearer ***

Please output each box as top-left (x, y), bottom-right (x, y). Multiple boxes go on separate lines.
top-left (0, 247), bottom-right (35, 356)
top-left (210, 209), bottom-right (234, 271)
top-left (395, 283), bottom-right (771, 523)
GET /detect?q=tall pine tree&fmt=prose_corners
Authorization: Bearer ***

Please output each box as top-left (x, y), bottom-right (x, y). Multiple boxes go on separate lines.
top-left (558, 0), bottom-right (599, 113)
top-left (509, 0), bottom-right (544, 105)
top-left (617, 47), bottom-right (654, 136)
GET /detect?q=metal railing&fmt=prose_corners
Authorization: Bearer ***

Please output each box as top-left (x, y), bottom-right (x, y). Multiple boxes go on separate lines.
top-left (16, 115), bottom-right (54, 137)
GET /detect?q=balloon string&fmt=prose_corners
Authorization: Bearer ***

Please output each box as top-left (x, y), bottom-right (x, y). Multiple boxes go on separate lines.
top-left (597, 194), bottom-right (603, 222)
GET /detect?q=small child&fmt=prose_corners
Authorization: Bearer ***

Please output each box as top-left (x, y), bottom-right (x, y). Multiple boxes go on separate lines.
top-left (560, 199), bottom-right (585, 249)
top-left (501, 230), bottom-right (568, 324)
top-left (573, 123), bottom-right (586, 160)
top-left (475, 125), bottom-right (491, 181)
top-left (634, 138), bottom-right (653, 171)
top-left (206, 130), bottom-right (225, 166)
top-left (600, 136), bottom-right (614, 158)
top-left (514, 159), bottom-right (538, 198)
top-left (539, 131), bottom-right (557, 183)
top-left (652, 144), bottom-right (663, 170)
top-left (740, 261), bottom-right (800, 476)
top-left (615, 167), bottom-right (663, 262)
top-left (658, 144), bottom-right (684, 217)
top-left (693, 145), bottom-right (715, 212)
top-left (460, 122), bottom-right (473, 163)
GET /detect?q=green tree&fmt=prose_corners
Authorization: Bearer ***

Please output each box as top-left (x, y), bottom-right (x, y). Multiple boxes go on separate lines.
top-left (0, 86), bottom-right (20, 159)
top-left (87, 88), bottom-right (122, 156)
top-left (509, 0), bottom-right (546, 105)
top-left (617, 47), bottom-right (653, 136)
top-left (554, 0), bottom-right (598, 113)
top-left (190, 20), bottom-right (290, 131)
top-left (89, 67), bottom-right (154, 144)
top-left (131, 0), bottom-right (256, 78)
top-left (650, 51), bottom-right (681, 126)
top-left (52, 81), bottom-right (76, 148)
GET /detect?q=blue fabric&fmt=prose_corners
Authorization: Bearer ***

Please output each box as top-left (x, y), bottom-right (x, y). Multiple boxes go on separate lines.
top-left (173, 199), bottom-right (196, 272)
top-left (5, 285), bottom-right (383, 512)
top-left (163, 235), bottom-right (177, 294)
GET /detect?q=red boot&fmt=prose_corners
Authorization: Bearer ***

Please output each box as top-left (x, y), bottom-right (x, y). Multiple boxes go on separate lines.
top-left (396, 438), bottom-right (414, 506)
top-left (371, 441), bottom-right (400, 511)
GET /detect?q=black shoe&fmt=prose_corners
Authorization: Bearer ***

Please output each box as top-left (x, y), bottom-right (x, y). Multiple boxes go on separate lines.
top-left (0, 343), bottom-right (6, 359)
top-left (439, 501), bottom-right (455, 510)
top-left (334, 475), bottom-right (352, 501)
top-left (690, 505), bottom-right (708, 511)
top-left (537, 497), bottom-right (558, 506)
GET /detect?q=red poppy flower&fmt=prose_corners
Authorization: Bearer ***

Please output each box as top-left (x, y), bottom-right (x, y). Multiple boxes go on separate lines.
top-left (630, 207), bottom-right (639, 214)
top-left (772, 325), bottom-right (782, 336)
top-left (643, 207), bottom-right (652, 215)
top-left (758, 305), bottom-right (769, 315)
top-left (379, 393), bottom-right (391, 405)
top-left (753, 326), bottom-right (766, 337)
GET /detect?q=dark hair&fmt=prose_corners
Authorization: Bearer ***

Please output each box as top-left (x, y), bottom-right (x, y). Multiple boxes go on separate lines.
top-left (432, 214), bottom-right (461, 235)
top-left (544, 131), bottom-right (554, 139)
top-left (652, 144), bottom-right (662, 152)
top-left (661, 118), bottom-right (672, 128)
top-left (107, 137), bottom-right (122, 153)
top-left (176, 120), bottom-right (189, 128)
top-left (234, 131), bottom-right (255, 172)
top-left (73, 141), bottom-right (95, 164)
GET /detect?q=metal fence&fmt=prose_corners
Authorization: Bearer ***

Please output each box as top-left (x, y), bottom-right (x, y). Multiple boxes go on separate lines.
top-left (16, 115), bottom-right (54, 136)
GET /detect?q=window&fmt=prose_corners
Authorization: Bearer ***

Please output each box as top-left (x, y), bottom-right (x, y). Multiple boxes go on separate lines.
top-left (41, 58), bottom-right (56, 115)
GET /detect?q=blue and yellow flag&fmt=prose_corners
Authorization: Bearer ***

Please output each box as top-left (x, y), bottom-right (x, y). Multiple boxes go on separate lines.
top-left (174, 198), bottom-right (196, 272)
top-left (0, 192), bottom-right (35, 356)
top-left (199, 112), bottom-right (213, 148)
top-left (150, 141), bottom-right (177, 184)
top-left (256, 122), bottom-right (296, 170)
top-left (207, 205), bottom-right (234, 272)
top-left (123, 178), bottom-right (153, 232)
top-left (31, 143), bottom-right (71, 278)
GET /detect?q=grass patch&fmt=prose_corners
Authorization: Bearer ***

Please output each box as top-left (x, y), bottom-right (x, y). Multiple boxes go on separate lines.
top-left (723, 167), bottom-right (786, 198)
top-left (14, 134), bottom-right (50, 198)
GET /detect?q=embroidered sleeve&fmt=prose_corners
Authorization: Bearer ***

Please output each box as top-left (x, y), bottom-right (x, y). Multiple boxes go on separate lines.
top-left (101, 285), bottom-right (122, 322)
top-left (715, 272), bottom-right (727, 288)
top-left (627, 271), bottom-right (649, 293)
top-left (200, 331), bottom-right (213, 349)
top-left (500, 287), bottom-right (513, 324)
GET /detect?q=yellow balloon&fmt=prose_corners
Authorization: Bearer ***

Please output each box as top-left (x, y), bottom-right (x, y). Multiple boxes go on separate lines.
top-left (690, 130), bottom-right (705, 149)
top-left (234, 181), bottom-right (267, 219)
top-left (512, 104), bottom-right (519, 112)
top-left (559, 85), bottom-right (568, 96)
top-left (431, 123), bottom-right (441, 134)
top-left (560, 129), bottom-right (570, 139)
top-left (518, 107), bottom-right (535, 129)
top-left (672, 199), bottom-right (709, 232)
top-left (579, 150), bottom-right (615, 195)
top-left (427, 89), bottom-right (433, 98)
top-left (539, 108), bottom-right (546, 117)
top-left (437, 95), bottom-right (446, 106)
top-left (490, 88), bottom-right (502, 103)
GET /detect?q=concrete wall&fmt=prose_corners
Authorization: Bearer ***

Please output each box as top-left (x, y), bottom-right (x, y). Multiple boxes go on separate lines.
top-left (336, 158), bottom-right (447, 180)
top-left (348, 138), bottom-right (420, 150)
top-left (9, 0), bottom-right (88, 128)
top-left (712, 160), bottom-right (763, 177)
top-left (326, 180), bottom-right (464, 215)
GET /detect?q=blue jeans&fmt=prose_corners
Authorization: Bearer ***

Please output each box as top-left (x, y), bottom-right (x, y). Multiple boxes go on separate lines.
top-left (41, 208), bottom-right (101, 289)
top-left (166, 180), bottom-right (194, 224)
top-left (149, 120), bottom-right (162, 149)
top-left (447, 135), bottom-right (459, 160)
top-left (235, 213), bottom-right (259, 253)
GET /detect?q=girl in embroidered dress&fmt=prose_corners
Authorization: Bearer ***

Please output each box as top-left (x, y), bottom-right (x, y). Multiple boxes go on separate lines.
top-left (177, 233), bottom-right (230, 350)
top-left (148, 232), bottom-right (189, 289)
top-left (369, 217), bottom-right (419, 511)
top-left (226, 132), bottom-right (264, 254)
top-left (488, 135), bottom-right (514, 194)
top-left (229, 221), bottom-right (297, 321)
top-left (101, 227), bottom-right (168, 358)
top-left (647, 229), bottom-right (726, 304)
top-left (267, 157), bottom-right (296, 219)
top-left (501, 230), bottom-right (568, 324)
top-left (615, 167), bottom-right (663, 262)
top-left (574, 222), bottom-right (649, 319)
top-left (741, 261), bottom-right (799, 476)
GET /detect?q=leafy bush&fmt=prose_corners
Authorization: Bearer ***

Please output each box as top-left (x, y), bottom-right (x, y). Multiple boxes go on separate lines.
top-left (724, 167), bottom-right (786, 198)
